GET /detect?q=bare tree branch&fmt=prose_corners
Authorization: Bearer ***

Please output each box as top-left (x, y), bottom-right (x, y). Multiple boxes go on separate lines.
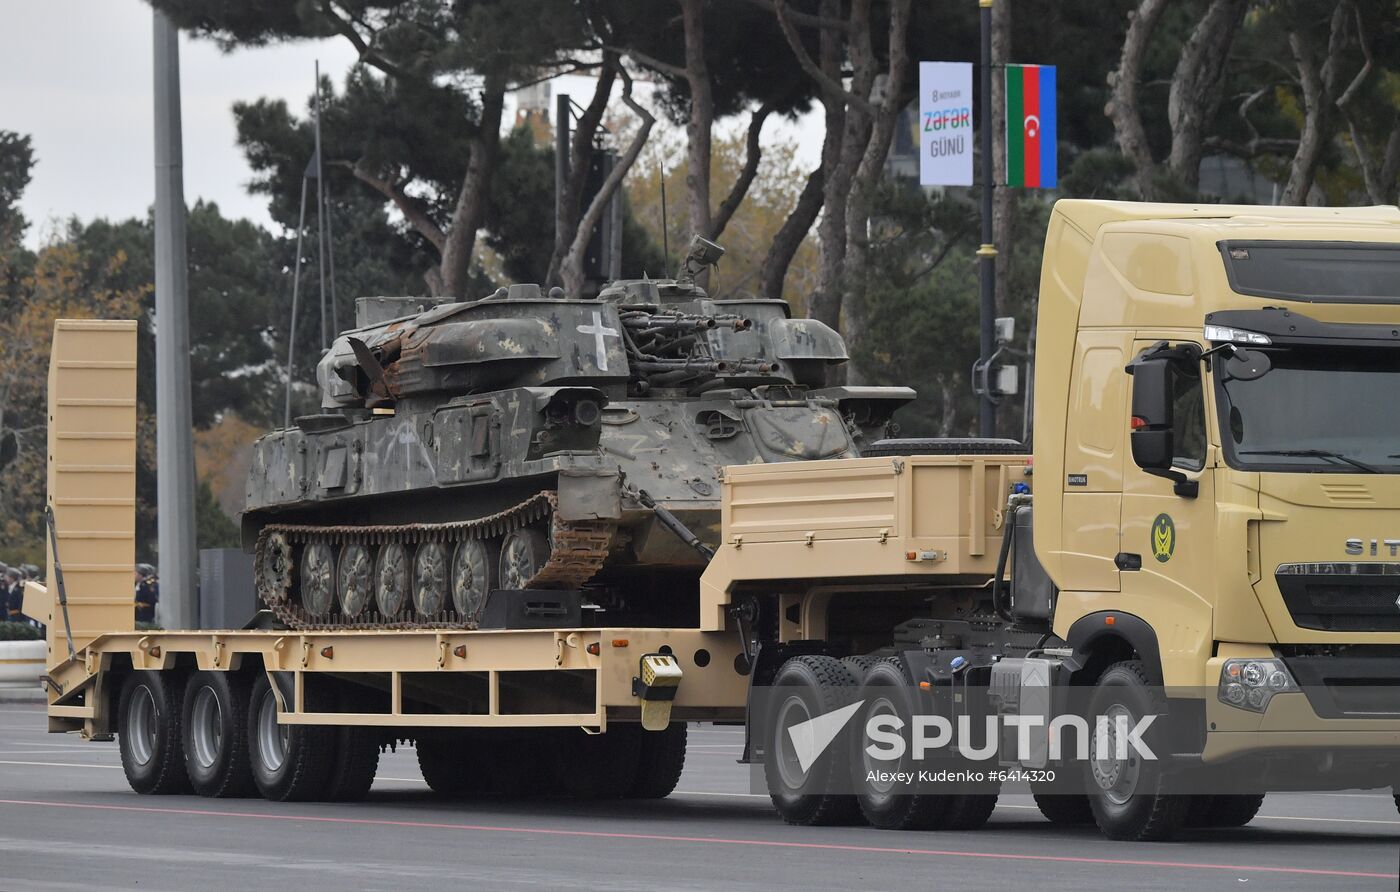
top-left (613, 45), bottom-right (687, 79)
top-left (774, 0), bottom-right (878, 117)
top-left (340, 159), bottom-right (446, 253)
top-left (1105, 0), bottom-right (1170, 198)
top-left (711, 102), bottom-right (777, 241)
top-left (736, 0), bottom-right (849, 31)
top-left (561, 66), bottom-right (656, 295)
top-left (320, 1), bottom-right (417, 82)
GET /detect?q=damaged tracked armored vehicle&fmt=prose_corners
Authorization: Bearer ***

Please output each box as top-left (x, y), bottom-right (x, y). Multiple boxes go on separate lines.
top-left (246, 238), bottom-right (913, 629)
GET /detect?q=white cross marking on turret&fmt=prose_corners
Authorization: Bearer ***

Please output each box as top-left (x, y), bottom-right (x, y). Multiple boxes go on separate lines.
top-left (576, 311), bottom-right (620, 372)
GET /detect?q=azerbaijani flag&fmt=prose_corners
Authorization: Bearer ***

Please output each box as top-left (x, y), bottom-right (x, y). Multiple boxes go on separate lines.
top-left (1005, 64), bottom-right (1057, 188)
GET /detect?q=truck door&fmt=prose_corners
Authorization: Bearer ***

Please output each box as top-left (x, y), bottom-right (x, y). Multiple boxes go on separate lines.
top-left (1120, 338), bottom-right (1216, 661)
top-left (1060, 331), bottom-right (1132, 592)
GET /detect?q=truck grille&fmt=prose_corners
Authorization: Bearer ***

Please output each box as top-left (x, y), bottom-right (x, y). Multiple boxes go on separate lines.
top-left (1276, 645), bottom-right (1400, 718)
top-left (1275, 563), bottom-right (1400, 632)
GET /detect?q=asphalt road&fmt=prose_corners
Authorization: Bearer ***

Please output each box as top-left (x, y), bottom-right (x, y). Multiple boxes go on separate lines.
top-left (0, 703), bottom-right (1396, 891)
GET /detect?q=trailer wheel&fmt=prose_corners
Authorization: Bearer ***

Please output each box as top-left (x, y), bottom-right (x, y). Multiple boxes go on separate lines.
top-left (850, 660), bottom-right (947, 830)
top-left (117, 671), bottom-right (191, 795)
top-left (629, 722), bottom-right (688, 799)
top-left (1085, 660), bottom-right (1188, 841)
top-left (1031, 791), bottom-right (1095, 825)
top-left (1185, 793), bottom-right (1265, 828)
top-left (938, 792), bottom-right (999, 830)
top-left (247, 675), bottom-right (335, 801)
top-left (764, 655), bottom-right (862, 826)
top-left (555, 725), bottom-right (642, 799)
top-left (417, 734), bottom-right (488, 798)
top-left (320, 683), bottom-right (380, 802)
top-left (181, 671), bottom-right (256, 798)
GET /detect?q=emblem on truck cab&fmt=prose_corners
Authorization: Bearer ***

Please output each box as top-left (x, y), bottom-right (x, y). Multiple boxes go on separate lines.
top-left (1151, 514), bottom-right (1175, 562)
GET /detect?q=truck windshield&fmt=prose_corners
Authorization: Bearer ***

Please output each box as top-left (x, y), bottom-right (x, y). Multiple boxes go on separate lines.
top-left (1216, 345), bottom-right (1400, 473)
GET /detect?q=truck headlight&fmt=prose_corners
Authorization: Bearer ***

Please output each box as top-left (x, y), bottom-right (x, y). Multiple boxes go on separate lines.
top-left (1218, 658), bottom-right (1298, 713)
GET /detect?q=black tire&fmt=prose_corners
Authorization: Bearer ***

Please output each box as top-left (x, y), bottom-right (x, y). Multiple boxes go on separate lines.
top-left (939, 793), bottom-right (999, 830)
top-left (555, 725), bottom-right (642, 799)
top-left (417, 733), bottom-right (490, 797)
top-left (319, 681), bottom-right (380, 802)
top-left (247, 675), bottom-right (336, 802)
top-left (861, 438), bottom-right (1028, 458)
top-left (840, 655), bottom-right (882, 682)
top-left (1186, 793), bottom-right (1265, 828)
top-left (764, 655), bottom-right (862, 826)
top-left (1085, 660), bottom-right (1188, 841)
top-left (1032, 792), bottom-right (1096, 825)
top-left (851, 660), bottom-right (949, 830)
top-left (630, 722), bottom-right (688, 799)
top-left (117, 671), bottom-right (192, 795)
top-left (181, 672), bottom-right (256, 798)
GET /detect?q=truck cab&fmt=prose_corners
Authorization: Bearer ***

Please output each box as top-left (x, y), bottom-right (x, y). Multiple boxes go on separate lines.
top-left (1034, 199), bottom-right (1400, 791)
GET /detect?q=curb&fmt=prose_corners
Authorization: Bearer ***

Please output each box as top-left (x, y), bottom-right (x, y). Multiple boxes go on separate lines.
top-left (0, 685), bottom-right (46, 704)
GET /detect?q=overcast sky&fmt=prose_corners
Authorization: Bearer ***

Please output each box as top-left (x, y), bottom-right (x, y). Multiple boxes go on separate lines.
top-left (3, 0), bottom-right (821, 249)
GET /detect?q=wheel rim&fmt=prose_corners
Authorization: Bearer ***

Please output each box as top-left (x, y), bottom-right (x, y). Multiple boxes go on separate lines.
top-left (413, 542), bottom-right (448, 617)
top-left (773, 694), bottom-right (815, 790)
top-left (500, 530), bottom-right (544, 590)
top-left (337, 544), bottom-right (373, 617)
top-left (255, 689), bottom-right (289, 773)
top-left (376, 543), bottom-right (410, 616)
top-left (126, 685), bottom-right (157, 767)
top-left (859, 696), bottom-right (900, 803)
top-left (189, 685), bottom-right (223, 770)
top-left (301, 542), bottom-right (337, 615)
top-left (451, 540), bottom-right (492, 618)
top-left (1090, 703), bottom-right (1141, 805)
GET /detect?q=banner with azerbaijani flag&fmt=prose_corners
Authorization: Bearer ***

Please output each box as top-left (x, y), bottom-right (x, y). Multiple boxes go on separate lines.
top-left (1005, 64), bottom-right (1057, 189)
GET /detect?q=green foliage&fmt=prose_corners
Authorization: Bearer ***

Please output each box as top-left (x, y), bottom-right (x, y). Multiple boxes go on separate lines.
top-left (0, 131), bottom-right (34, 244)
top-left (0, 622), bottom-right (41, 641)
top-left (195, 478), bottom-right (240, 551)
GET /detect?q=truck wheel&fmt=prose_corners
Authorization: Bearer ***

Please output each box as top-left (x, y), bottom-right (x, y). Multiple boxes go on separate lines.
top-left (1085, 660), bottom-right (1188, 841)
top-left (630, 722), bottom-right (688, 799)
top-left (181, 671), bottom-right (255, 798)
top-left (247, 675), bottom-right (335, 801)
top-left (117, 671), bottom-right (191, 795)
top-left (938, 792), bottom-right (999, 830)
top-left (851, 660), bottom-right (948, 830)
top-left (1186, 793), bottom-right (1265, 828)
top-left (840, 655), bottom-right (882, 682)
top-left (1031, 792), bottom-right (1095, 825)
top-left (417, 733), bottom-right (489, 797)
top-left (320, 684), bottom-right (380, 802)
top-left (764, 655), bottom-right (862, 826)
top-left (555, 725), bottom-right (642, 799)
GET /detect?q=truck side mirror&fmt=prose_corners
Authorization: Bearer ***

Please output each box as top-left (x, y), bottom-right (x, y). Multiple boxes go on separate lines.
top-left (1129, 357), bottom-right (1173, 471)
top-left (1126, 353), bottom-right (1199, 498)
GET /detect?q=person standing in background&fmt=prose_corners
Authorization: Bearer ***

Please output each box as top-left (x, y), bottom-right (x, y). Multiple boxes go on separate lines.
top-left (4, 567), bottom-right (26, 623)
top-left (135, 564), bottom-right (159, 624)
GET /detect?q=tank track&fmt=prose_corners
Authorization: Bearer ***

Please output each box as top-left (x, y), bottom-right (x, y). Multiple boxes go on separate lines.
top-left (253, 491), bottom-right (615, 631)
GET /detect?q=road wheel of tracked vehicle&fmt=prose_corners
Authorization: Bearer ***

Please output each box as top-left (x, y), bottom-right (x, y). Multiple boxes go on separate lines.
top-left (181, 671), bottom-right (256, 798)
top-left (764, 655), bottom-right (862, 826)
top-left (500, 527), bottom-right (551, 590)
top-left (1085, 660), bottom-right (1188, 841)
top-left (630, 721), bottom-right (688, 799)
top-left (300, 541), bottom-right (337, 617)
top-left (337, 543), bottom-right (373, 618)
top-left (247, 675), bottom-right (335, 801)
top-left (1186, 793), bottom-right (1266, 828)
top-left (451, 539), bottom-right (498, 622)
top-left (375, 542), bottom-right (411, 618)
top-left (413, 542), bottom-right (449, 618)
top-left (851, 660), bottom-right (949, 830)
top-left (257, 531), bottom-right (293, 607)
top-left (117, 670), bottom-right (192, 795)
